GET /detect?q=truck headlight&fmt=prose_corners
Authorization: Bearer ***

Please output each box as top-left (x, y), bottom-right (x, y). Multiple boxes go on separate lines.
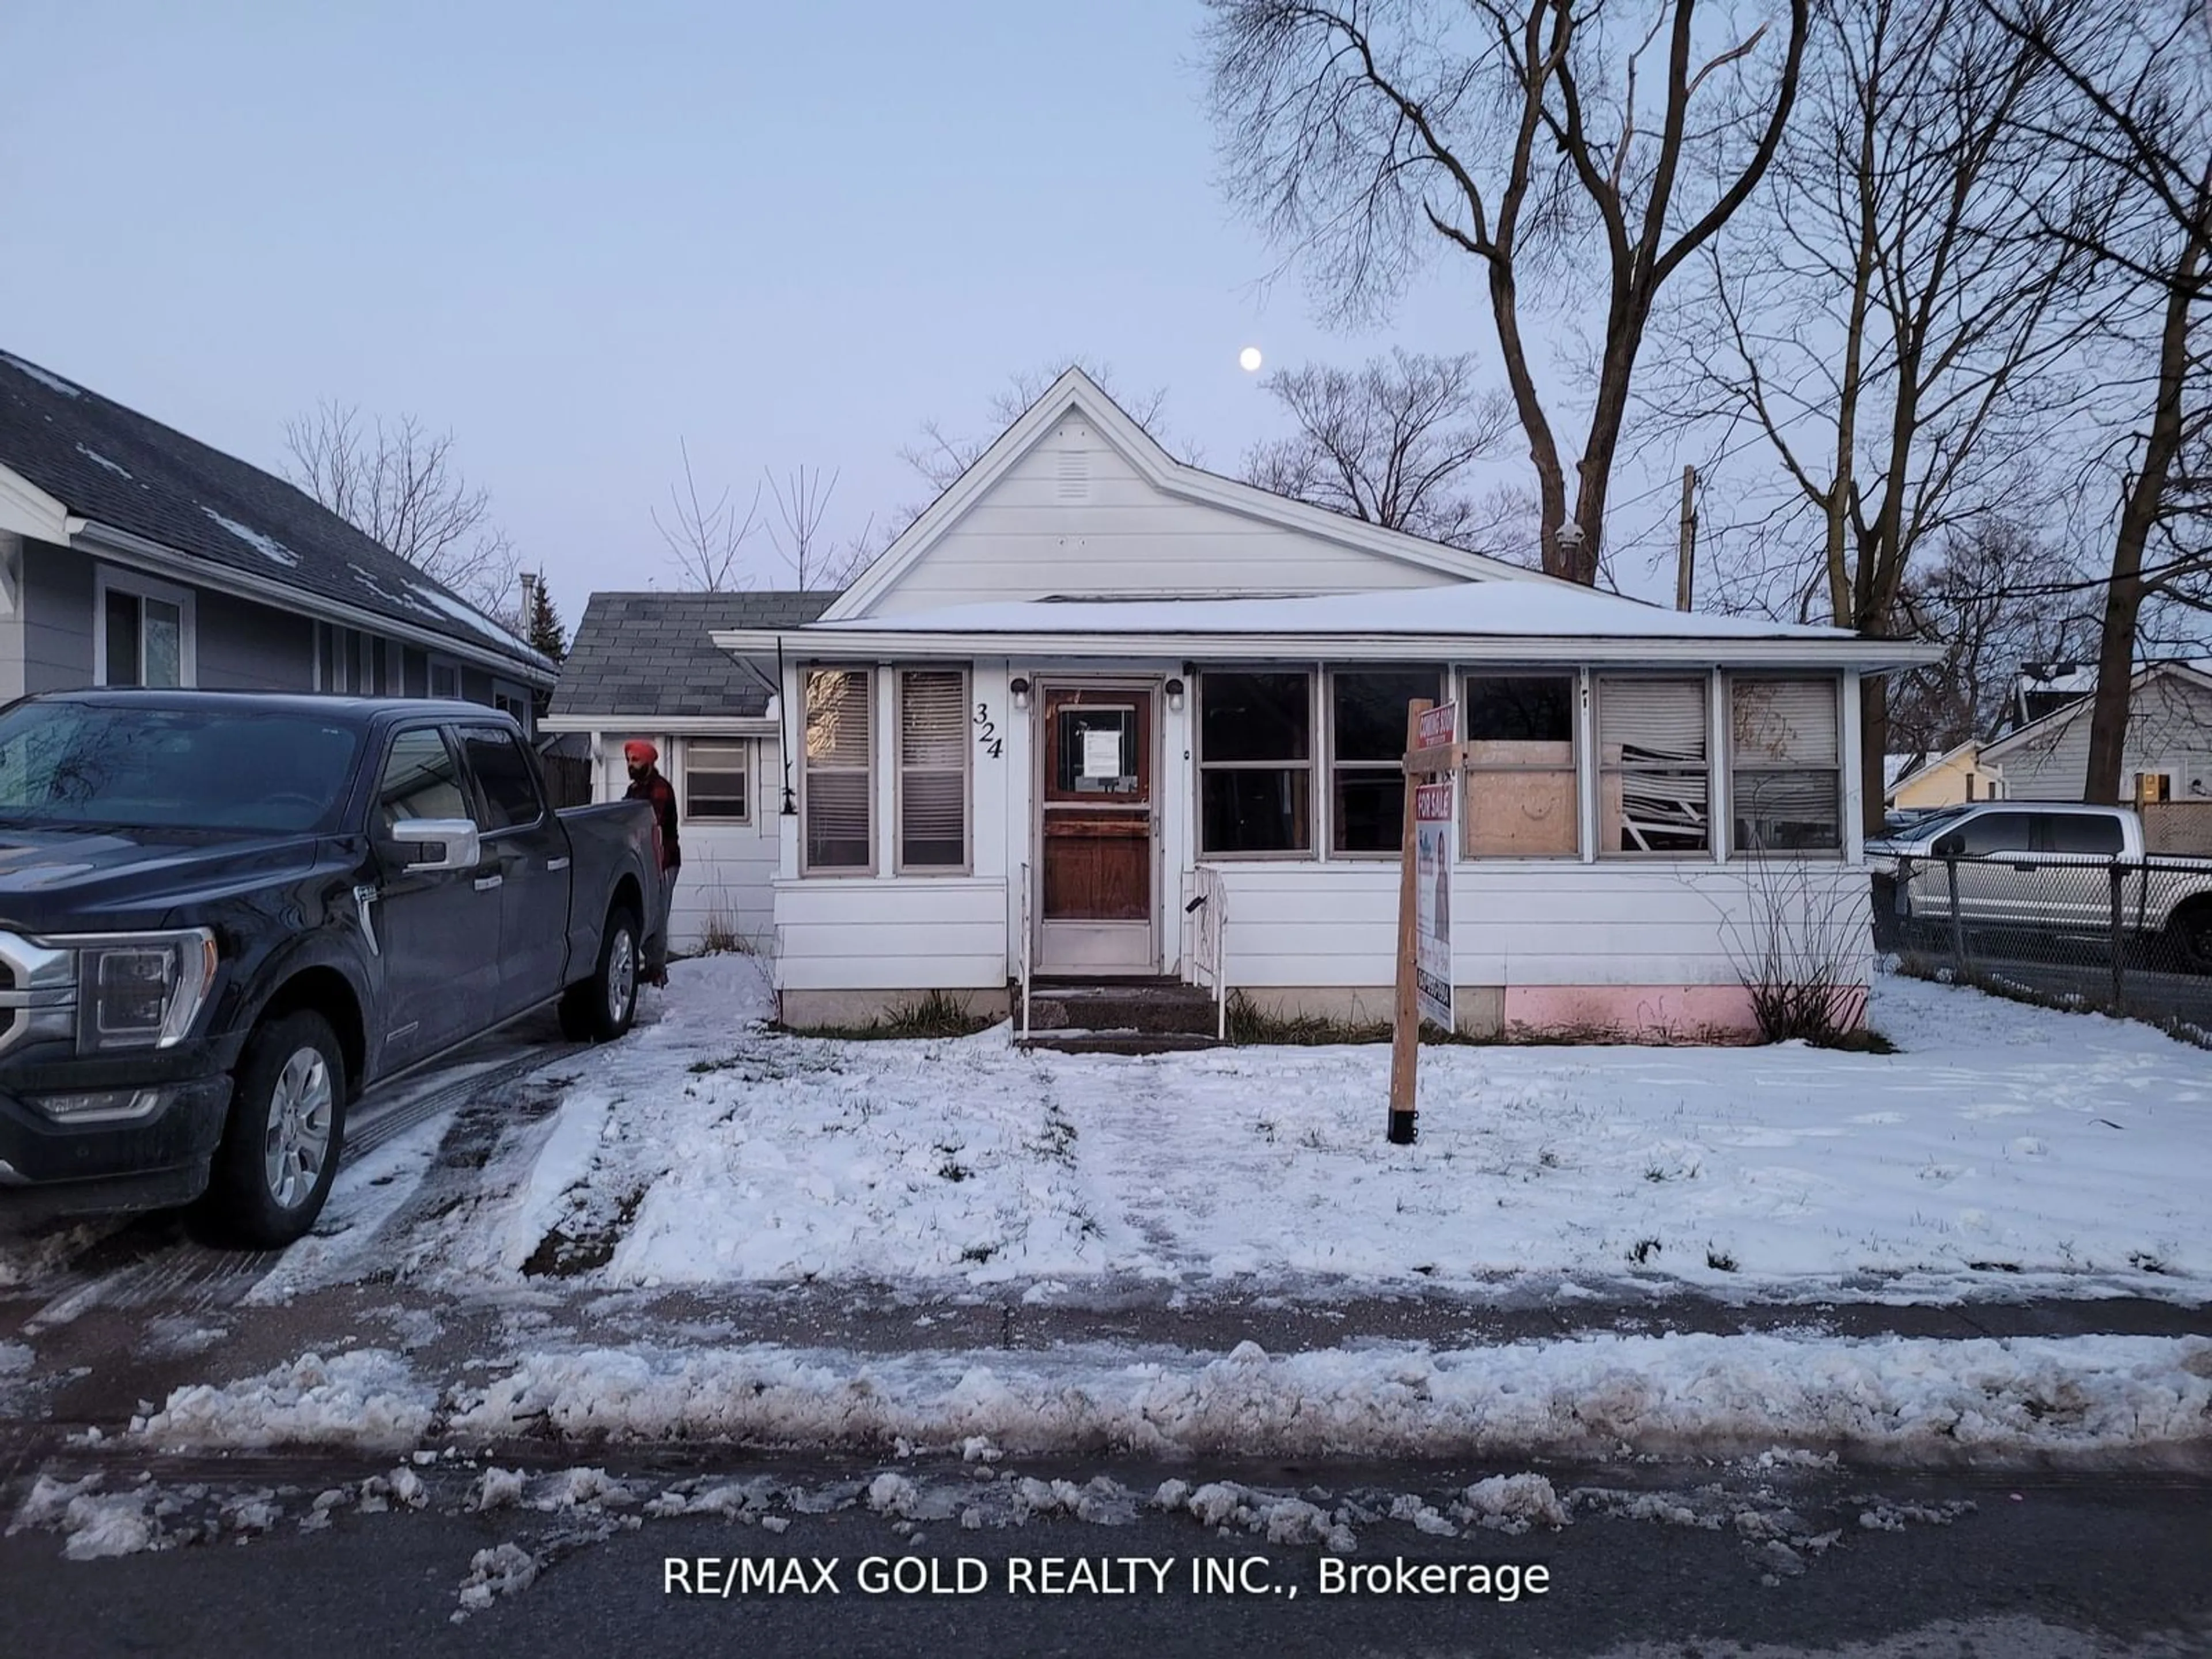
top-left (73, 930), bottom-right (219, 1054)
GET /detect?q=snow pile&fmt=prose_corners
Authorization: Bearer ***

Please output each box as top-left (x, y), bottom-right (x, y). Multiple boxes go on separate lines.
top-left (1459, 1472), bottom-right (1571, 1533)
top-left (427, 1331), bottom-right (2212, 1462)
top-left (134, 1349), bottom-right (434, 1452)
top-left (9, 1475), bottom-right (158, 1561)
top-left (456, 1543), bottom-right (539, 1616)
top-left (201, 507), bottom-right (300, 567)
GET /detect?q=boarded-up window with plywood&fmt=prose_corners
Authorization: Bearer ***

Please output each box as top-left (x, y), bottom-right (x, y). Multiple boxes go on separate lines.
top-left (1462, 675), bottom-right (1578, 857)
top-left (898, 669), bottom-right (968, 871)
top-left (802, 668), bottom-right (872, 872)
top-left (1330, 668), bottom-right (1443, 853)
top-left (1599, 677), bottom-right (1709, 854)
top-left (1730, 678), bottom-right (1842, 854)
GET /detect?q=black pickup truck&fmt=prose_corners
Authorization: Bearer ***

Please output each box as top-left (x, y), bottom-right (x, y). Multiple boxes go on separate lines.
top-left (0, 690), bottom-right (664, 1246)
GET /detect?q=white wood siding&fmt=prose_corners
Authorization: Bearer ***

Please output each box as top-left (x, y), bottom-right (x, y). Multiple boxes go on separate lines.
top-left (1995, 675), bottom-right (2212, 801)
top-left (870, 418), bottom-right (1464, 615)
top-left (592, 732), bottom-right (782, 952)
top-left (774, 877), bottom-right (1010, 990)
top-left (1207, 861), bottom-right (1872, 989)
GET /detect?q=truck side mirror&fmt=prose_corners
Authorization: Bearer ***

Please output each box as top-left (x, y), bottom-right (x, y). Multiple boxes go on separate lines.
top-left (1932, 832), bottom-right (1963, 857)
top-left (387, 818), bottom-right (482, 873)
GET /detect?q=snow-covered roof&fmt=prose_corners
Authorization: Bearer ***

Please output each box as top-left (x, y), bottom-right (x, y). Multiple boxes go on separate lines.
top-left (713, 582), bottom-right (1941, 671)
top-left (0, 348), bottom-right (552, 682)
top-left (820, 584), bottom-right (1857, 641)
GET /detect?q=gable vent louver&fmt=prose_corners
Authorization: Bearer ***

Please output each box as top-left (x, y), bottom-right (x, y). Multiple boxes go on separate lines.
top-left (1056, 447), bottom-right (1090, 501)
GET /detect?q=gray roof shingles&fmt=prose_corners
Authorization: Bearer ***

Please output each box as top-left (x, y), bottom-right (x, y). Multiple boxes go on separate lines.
top-left (551, 589), bottom-right (840, 721)
top-left (0, 349), bottom-right (551, 680)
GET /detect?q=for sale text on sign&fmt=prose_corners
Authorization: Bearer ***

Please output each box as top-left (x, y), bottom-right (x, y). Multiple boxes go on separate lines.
top-left (1413, 779), bottom-right (1454, 1032)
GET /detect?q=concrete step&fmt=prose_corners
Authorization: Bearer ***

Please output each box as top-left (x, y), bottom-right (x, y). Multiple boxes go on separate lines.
top-left (1016, 1029), bottom-right (1226, 1056)
top-left (1025, 981), bottom-right (1221, 1036)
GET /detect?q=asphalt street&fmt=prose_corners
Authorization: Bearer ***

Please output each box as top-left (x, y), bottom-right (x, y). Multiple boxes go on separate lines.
top-left (1, 1455), bottom-right (2208, 1658)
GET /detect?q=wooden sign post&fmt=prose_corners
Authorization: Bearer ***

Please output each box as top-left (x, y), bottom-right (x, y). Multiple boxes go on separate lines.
top-left (1389, 698), bottom-right (1460, 1145)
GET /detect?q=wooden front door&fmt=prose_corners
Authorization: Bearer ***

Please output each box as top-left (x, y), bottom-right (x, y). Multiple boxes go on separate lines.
top-left (1037, 683), bottom-right (1157, 972)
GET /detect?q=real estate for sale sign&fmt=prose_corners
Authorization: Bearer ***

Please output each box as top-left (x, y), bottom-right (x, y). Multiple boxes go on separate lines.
top-left (1413, 779), bottom-right (1455, 1032)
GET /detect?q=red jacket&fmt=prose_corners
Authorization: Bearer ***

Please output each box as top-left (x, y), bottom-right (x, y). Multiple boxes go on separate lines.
top-left (626, 770), bottom-right (680, 872)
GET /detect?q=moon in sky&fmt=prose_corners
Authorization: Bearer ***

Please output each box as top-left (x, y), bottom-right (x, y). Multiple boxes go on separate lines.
top-left (1238, 346), bottom-right (1263, 373)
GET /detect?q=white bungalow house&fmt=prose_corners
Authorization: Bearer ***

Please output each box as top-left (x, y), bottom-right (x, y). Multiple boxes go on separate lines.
top-left (676, 369), bottom-right (1937, 1041)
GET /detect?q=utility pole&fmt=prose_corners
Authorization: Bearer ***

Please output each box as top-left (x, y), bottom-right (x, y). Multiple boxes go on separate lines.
top-left (1675, 465), bottom-right (1698, 612)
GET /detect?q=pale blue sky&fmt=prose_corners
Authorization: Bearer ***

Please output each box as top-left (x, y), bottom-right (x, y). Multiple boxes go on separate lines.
top-left (0, 0), bottom-right (1644, 626)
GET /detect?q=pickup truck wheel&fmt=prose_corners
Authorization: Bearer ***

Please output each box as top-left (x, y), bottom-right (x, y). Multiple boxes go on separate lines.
top-left (560, 905), bottom-right (640, 1041)
top-left (201, 1011), bottom-right (347, 1249)
top-left (2170, 902), bottom-right (2212, 975)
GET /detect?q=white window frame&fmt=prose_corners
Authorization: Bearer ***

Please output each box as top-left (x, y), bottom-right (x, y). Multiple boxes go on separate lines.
top-left (93, 566), bottom-right (197, 689)
top-left (681, 737), bottom-right (753, 826)
top-left (1195, 666), bottom-right (1319, 860)
top-left (799, 666), bottom-right (876, 876)
top-left (896, 666), bottom-right (972, 874)
top-left (1458, 669), bottom-right (1583, 860)
top-left (1594, 673), bottom-right (1713, 858)
top-left (1728, 675), bottom-right (1846, 859)
top-left (428, 654), bottom-right (463, 700)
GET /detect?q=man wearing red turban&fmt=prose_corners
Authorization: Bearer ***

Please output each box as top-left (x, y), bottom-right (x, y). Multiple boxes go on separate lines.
top-left (624, 739), bottom-right (679, 987)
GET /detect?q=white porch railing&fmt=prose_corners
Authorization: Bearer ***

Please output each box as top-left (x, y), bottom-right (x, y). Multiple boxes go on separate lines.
top-left (1185, 864), bottom-right (1229, 1041)
top-left (1017, 860), bottom-right (1033, 1041)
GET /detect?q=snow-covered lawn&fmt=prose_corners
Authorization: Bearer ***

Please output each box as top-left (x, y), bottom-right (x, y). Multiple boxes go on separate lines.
top-left (281, 953), bottom-right (2211, 1305)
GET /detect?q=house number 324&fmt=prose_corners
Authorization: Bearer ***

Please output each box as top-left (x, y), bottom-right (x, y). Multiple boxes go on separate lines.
top-left (974, 702), bottom-right (1003, 759)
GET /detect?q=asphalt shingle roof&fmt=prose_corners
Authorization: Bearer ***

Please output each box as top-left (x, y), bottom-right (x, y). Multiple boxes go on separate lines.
top-left (0, 349), bottom-right (551, 680)
top-left (551, 589), bottom-right (840, 720)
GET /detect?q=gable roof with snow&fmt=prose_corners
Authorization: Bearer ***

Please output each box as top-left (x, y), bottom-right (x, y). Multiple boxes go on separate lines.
top-left (824, 367), bottom-right (1572, 622)
top-left (550, 589), bottom-right (839, 722)
top-left (0, 349), bottom-right (551, 681)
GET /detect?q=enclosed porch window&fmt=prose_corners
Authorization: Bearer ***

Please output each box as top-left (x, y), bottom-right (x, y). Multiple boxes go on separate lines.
top-left (897, 668), bottom-right (969, 872)
top-left (1730, 677), bottom-right (1843, 854)
top-left (1598, 676), bottom-right (1710, 855)
top-left (1461, 673), bottom-right (1579, 857)
top-left (801, 668), bottom-right (872, 873)
top-left (1329, 668), bottom-right (1443, 854)
top-left (1198, 670), bottom-right (1313, 855)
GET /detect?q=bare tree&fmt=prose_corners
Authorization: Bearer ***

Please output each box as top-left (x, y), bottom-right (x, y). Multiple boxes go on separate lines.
top-left (1241, 350), bottom-right (1520, 550)
top-left (283, 400), bottom-right (520, 621)
top-left (766, 464), bottom-right (869, 590)
top-left (1884, 518), bottom-right (2099, 753)
top-left (1658, 0), bottom-right (2100, 828)
top-left (653, 438), bottom-right (765, 592)
top-left (1990, 0), bottom-right (2212, 802)
top-left (899, 357), bottom-right (1175, 498)
top-left (1203, 0), bottom-right (1810, 584)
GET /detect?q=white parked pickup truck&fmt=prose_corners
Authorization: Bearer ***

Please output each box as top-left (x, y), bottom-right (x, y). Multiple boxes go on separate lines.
top-left (1865, 802), bottom-right (2212, 972)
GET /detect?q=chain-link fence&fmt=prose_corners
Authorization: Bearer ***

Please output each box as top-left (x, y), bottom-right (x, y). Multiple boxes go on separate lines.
top-left (1872, 853), bottom-right (2212, 1043)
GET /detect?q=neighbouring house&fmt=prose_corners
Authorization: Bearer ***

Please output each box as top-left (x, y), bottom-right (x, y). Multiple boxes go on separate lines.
top-left (1885, 740), bottom-right (2008, 811)
top-left (1980, 660), bottom-right (2212, 803)
top-left (577, 369), bottom-right (1936, 1041)
top-left (0, 349), bottom-right (555, 717)
top-left (543, 589), bottom-right (838, 952)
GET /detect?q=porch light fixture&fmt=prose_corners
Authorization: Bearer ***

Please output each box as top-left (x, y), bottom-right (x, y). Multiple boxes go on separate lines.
top-left (1165, 677), bottom-right (1186, 711)
top-left (1010, 676), bottom-right (1032, 710)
